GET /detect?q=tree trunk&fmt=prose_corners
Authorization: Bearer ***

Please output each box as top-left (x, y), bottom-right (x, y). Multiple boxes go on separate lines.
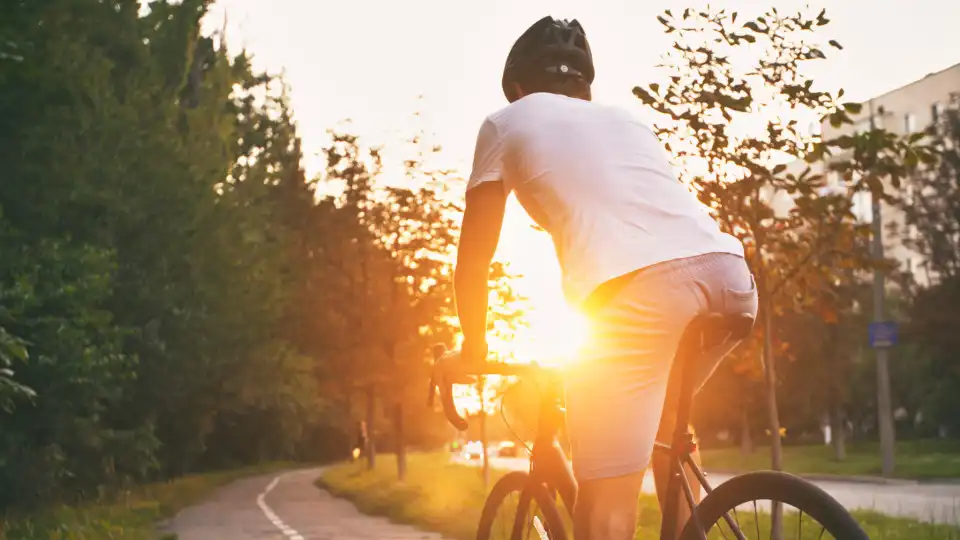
top-left (760, 302), bottom-right (783, 469)
top-left (394, 401), bottom-right (407, 480)
top-left (479, 407), bottom-right (490, 488)
top-left (740, 409), bottom-right (753, 455)
top-left (830, 405), bottom-right (847, 461)
top-left (345, 392), bottom-right (357, 458)
top-left (761, 298), bottom-right (784, 540)
top-left (365, 386), bottom-right (376, 470)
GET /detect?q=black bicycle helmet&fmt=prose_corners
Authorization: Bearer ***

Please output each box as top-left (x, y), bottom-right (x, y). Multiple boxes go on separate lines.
top-left (501, 16), bottom-right (595, 103)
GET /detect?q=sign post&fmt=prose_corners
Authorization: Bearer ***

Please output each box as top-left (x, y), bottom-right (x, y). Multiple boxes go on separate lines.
top-left (868, 321), bottom-right (899, 349)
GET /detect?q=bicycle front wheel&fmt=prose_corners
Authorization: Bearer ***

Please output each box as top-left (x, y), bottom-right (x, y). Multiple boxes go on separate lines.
top-left (476, 471), bottom-right (568, 540)
top-left (680, 471), bottom-right (868, 540)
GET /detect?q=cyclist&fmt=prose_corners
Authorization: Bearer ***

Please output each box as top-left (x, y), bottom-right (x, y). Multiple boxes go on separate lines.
top-left (443, 15), bottom-right (758, 540)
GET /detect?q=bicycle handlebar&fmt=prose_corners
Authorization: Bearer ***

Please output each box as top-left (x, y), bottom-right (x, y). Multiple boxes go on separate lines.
top-left (427, 344), bottom-right (546, 431)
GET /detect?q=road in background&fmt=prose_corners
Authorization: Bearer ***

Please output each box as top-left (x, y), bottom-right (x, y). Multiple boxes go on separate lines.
top-left (454, 455), bottom-right (960, 525)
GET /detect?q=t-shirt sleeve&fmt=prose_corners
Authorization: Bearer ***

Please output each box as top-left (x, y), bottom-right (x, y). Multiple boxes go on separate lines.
top-left (466, 117), bottom-right (508, 193)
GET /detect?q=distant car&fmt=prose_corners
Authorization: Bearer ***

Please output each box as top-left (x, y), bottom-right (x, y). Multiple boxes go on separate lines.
top-left (461, 441), bottom-right (483, 460)
top-left (497, 441), bottom-right (520, 458)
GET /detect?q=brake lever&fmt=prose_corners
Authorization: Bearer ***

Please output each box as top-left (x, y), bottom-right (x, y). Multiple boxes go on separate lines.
top-left (428, 343), bottom-right (469, 431)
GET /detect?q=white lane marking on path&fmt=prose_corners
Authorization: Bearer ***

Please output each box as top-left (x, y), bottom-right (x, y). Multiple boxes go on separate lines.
top-left (256, 474), bottom-right (305, 540)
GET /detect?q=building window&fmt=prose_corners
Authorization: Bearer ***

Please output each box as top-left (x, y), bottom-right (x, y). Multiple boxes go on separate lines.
top-left (932, 102), bottom-right (943, 123)
top-left (905, 113), bottom-right (917, 133)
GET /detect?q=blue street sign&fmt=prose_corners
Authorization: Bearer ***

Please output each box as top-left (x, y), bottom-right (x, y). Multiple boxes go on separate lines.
top-left (869, 321), bottom-right (899, 348)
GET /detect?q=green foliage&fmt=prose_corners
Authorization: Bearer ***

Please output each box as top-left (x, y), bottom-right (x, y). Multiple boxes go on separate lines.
top-left (903, 96), bottom-right (960, 434)
top-left (636, 6), bottom-right (932, 474)
top-left (0, 0), bottom-right (467, 514)
top-left (9, 0), bottom-right (959, 528)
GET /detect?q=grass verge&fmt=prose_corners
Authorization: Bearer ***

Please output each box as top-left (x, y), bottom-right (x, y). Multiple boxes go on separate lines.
top-left (701, 439), bottom-right (960, 480)
top-left (319, 453), bottom-right (960, 540)
top-left (0, 461), bottom-right (295, 540)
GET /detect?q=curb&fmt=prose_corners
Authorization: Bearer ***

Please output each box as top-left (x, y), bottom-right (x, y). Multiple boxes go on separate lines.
top-left (705, 470), bottom-right (920, 486)
top-left (793, 473), bottom-right (919, 486)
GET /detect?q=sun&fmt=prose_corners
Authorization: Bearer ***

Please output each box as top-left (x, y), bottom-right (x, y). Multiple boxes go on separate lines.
top-left (447, 202), bottom-right (591, 415)
top-left (490, 199), bottom-right (590, 366)
top-left (509, 298), bottom-right (588, 366)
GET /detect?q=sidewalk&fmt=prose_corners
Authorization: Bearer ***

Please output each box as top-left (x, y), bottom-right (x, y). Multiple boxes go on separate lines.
top-left (159, 467), bottom-right (450, 540)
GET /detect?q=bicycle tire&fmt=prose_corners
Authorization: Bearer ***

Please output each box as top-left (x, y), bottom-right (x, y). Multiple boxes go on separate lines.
top-left (476, 471), bottom-right (568, 540)
top-left (679, 471), bottom-right (868, 540)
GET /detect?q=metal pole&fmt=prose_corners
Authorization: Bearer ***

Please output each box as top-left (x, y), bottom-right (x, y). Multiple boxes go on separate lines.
top-left (868, 100), bottom-right (896, 477)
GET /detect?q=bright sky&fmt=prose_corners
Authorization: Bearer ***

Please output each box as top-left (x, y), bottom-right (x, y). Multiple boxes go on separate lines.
top-left (203, 0), bottom-right (960, 366)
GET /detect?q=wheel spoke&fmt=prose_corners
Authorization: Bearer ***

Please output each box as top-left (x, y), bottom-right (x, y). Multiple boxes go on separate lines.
top-left (501, 492), bottom-right (512, 540)
top-left (753, 500), bottom-right (760, 539)
top-left (717, 519), bottom-right (732, 540)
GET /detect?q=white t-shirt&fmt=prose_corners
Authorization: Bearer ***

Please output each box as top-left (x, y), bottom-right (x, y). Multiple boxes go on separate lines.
top-left (467, 92), bottom-right (744, 306)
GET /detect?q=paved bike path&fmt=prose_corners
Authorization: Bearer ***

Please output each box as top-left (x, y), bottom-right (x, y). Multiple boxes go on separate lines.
top-left (159, 467), bottom-right (450, 540)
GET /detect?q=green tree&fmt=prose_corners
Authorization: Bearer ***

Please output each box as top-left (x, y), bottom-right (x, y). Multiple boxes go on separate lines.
top-left (635, 8), bottom-right (931, 532)
top-left (0, 0), bottom-right (330, 508)
top-left (634, 7), bottom-right (854, 474)
top-left (903, 96), bottom-right (960, 434)
top-left (366, 128), bottom-right (460, 480)
top-left (634, 5), bottom-right (928, 470)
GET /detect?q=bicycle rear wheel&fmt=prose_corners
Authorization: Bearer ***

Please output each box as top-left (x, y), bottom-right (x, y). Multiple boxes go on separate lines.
top-left (679, 471), bottom-right (868, 540)
top-left (476, 471), bottom-right (568, 540)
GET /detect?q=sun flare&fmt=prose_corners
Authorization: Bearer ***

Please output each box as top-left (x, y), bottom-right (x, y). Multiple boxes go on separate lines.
top-left (449, 201), bottom-right (591, 415)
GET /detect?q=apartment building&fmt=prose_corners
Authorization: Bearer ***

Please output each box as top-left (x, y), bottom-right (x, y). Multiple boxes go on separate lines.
top-left (772, 62), bottom-right (960, 283)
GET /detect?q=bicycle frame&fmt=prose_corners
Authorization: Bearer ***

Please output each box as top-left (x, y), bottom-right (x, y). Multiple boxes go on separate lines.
top-left (429, 313), bottom-right (755, 540)
top-left (522, 376), bottom-right (746, 540)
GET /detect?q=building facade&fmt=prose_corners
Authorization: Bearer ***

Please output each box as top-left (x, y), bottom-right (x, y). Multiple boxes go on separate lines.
top-left (773, 62), bottom-right (960, 284)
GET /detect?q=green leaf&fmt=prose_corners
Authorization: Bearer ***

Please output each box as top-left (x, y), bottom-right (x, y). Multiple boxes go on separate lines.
top-left (6, 343), bottom-right (28, 362)
top-left (843, 102), bottom-right (863, 114)
top-left (828, 39), bottom-right (843, 50)
top-left (632, 86), bottom-right (655, 104)
top-left (816, 8), bottom-right (830, 25)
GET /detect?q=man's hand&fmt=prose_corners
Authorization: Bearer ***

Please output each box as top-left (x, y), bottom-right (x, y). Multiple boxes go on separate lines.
top-left (432, 348), bottom-right (478, 385)
top-left (432, 340), bottom-right (491, 386)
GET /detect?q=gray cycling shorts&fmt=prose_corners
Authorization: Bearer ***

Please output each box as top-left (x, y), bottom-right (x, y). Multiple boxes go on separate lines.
top-left (565, 252), bottom-right (758, 481)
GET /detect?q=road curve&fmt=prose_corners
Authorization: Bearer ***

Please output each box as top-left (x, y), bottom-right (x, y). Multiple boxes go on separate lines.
top-left (158, 467), bottom-right (450, 540)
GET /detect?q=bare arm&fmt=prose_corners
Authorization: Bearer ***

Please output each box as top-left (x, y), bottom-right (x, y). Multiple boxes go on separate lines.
top-left (454, 181), bottom-right (507, 364)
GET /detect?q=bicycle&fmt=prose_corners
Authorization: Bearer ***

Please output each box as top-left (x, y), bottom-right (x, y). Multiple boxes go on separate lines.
top-left (428, 313), bottom-right (869, 540)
